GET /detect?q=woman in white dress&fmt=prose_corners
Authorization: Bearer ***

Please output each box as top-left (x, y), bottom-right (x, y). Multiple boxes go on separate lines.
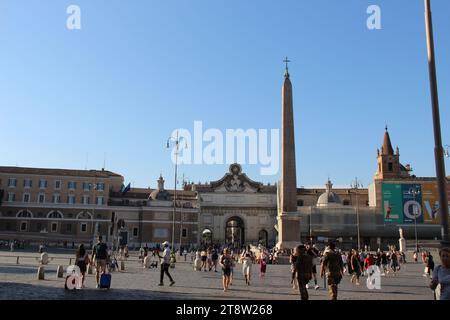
top-left (240, 246), bottom-right (253, 286)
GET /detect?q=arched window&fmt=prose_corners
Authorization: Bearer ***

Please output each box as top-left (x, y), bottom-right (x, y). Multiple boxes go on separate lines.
top-left (17, 210), bottom-right (33, 218)
top-left (47, 211), bottom-right (63, 219)
top-left (76, 211), bottom-right (93, 220)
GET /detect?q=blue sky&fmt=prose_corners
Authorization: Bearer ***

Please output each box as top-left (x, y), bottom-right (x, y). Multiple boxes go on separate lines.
top-left (1, 0), bottom-right (449, 189)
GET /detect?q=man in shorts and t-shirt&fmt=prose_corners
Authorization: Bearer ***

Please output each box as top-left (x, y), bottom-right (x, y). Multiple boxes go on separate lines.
top-left (91, 235), bottom-right (108, 288)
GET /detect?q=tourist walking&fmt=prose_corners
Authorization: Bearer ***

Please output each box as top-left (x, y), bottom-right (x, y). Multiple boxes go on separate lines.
top-left (306, 244), bottom-right (320, 290)
top-left (211, 249), bottom-right (219, 272)
top-left (241, 246), bottom-right (253, 286)
top-left (200, 249), bottom-right (208, 271)
top-left (259, 250), bottom-right (267, 278)
top-left (90, 235), bottom-right (109, 288)
top-left (295, 245), bottom-right (313, 300)
top-left (350, 249), bottom-right (361, 285)
top-left (75, 244), bottom-right (89, 288)
top-left (220, 248), bottom-right (233, 292)
top-left (157, 241), bottom-right (175, 286)
top-left (380, 251), bottom-right (388, 275)
top-left (425, 252), bottom-right (435, 278)
top-left (390, 251), bottom-right (399, 275)
top-left (320, 242), bottom-right (344, 300)
top-left (289, 248), bottom-right (298, 290)
top-left (430, 247), bottom-right (450, 300)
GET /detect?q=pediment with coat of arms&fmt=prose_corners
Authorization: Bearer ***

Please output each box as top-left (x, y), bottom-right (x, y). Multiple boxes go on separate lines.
top-left (210, 164), bottom-right (263, 193)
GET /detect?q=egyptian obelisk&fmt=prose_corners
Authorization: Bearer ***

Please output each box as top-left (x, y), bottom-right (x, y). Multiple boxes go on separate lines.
top-left (276, 58), bottom-right (301, 249)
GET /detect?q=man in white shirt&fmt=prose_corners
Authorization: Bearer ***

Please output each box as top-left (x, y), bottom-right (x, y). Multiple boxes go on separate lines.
top-left (158, 241), bottom-right (175, 286)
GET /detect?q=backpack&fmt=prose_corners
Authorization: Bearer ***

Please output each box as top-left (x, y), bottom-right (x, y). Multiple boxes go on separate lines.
top-left (95, 243), bottom-right (108, 260)
top-left (212, 252), bottom-right (219, 260)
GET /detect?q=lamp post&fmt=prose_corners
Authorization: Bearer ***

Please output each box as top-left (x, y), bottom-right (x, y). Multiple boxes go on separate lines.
top-left (179, 174), bottom-right (188, 252)
top-left (444, 145), bottom-right (449, 158)
top-left (424, 0), bottom-right (450, 248)
top-left (408, 187), bottom-right (421, 253)
top-left (351, 178), bottom-right (362, 250)
top-left (167, 131), bottom-right (187, 251)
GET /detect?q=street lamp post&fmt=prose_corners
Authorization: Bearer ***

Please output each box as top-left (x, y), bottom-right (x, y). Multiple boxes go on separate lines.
top-left (424, 0), bottom-right (450, 248)
top-left (408, 188), bottom-right (421, 253)
top-left (351, 178), bottom-right (362, 250)
top-left (179, 174), bottom-right (188, 252)
top-left (167, 131), bottom-right (187, 251)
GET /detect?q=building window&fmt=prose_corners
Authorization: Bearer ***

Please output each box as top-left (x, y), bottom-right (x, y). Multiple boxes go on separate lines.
top-left (82, 182), bottom-right (91, 191)
top-left (17, 210), bottom-right (32, 218)
top-left (154, 228), bottom-right (169, 238)
top-left (96, 183), bottom-right (105, 191)
top-left (23, 179), bottom-right (32, 188)
top-left (23, 193), bottom-right (30, 203)
top-left (297, 200), bottom-right (304, 206)
top-left (343, 200), bottom-right (350, 206)
top-left (7, 193), bottom-right (15, 202)
top-left (7, 178), bottom-right (17, 187)
top-left (55, 180), bottom-right (61, 190)
top-left (388, 162), bottom-right (393, 172)
top-left (133, 227), bottom-right (138, 237)
top-left (39, 179), bottom-right (48, 189)
top-left (52, 194), bottom-right (61, 204)
top-left (66, 224), bottom-right (72, 232)
top-left (82, 195), bottom-right (90, 205)
top-left (48, 211), bottom-right (63, 219)
top-left (68, 181), bottom-right (77, 190)
top-left (51, 222), bottom-right (58, 232)
top-left (20, 222), bottom-right (28, 232)
top-left (182, 228), bottom-right (187, 238)
top-left (80, 223), bottom-right (87, 233)
top-left (67, 195), bottom-right (76, 204)
top-left (96, 196), bottom-right (104, 205)
top-left (38, 194), bottom-right (45, 203)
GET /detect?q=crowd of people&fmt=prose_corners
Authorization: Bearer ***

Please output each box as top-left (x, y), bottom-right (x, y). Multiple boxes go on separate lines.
top-left (31, 235), bottom-right (448, 300)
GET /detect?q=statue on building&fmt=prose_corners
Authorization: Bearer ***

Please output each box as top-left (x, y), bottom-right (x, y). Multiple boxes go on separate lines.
top-left (398, 227), bottom-right (406, 253)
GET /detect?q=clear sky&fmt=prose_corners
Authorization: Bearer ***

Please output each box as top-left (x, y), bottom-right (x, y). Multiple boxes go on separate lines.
top-left (1, 0), bottom-right (449, 189)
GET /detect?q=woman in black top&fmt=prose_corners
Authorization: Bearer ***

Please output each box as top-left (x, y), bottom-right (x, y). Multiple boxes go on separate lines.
top-left (426, 252), bottom-right (435, 277)
top-left (75, 244), bottom-right (89, 288)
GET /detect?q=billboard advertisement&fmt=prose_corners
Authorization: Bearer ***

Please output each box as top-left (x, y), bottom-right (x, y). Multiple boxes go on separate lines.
top-left (382, 184), bottom-right (403, 223)
top-left (401, 184), bottom-right (423, 224)
top-left (421, 182), bottom-right (440, 224)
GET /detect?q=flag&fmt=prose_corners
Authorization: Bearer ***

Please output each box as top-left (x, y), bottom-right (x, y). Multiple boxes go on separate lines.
top-left (122, 183), bottom-right (131, 195)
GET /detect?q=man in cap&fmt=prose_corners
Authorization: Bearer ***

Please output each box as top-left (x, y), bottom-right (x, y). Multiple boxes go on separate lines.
top-left (157, 241), bottom-right (175, 286)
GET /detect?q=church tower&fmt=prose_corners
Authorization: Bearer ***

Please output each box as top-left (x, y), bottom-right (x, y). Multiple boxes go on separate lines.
top-left (276, 58), bottom-right (301, 249)
top-left (374, 127), bottom-right (409, 180)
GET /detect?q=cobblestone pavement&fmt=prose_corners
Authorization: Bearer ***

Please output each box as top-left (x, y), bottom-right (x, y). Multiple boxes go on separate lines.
top-left (0, 251), bottom-right (437, 300)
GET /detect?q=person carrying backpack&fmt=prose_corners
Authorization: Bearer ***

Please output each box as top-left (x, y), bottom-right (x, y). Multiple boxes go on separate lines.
top-left (320, 242), bottom-right (344, 300)
top-left (295, 245), bottom-right (313, 300)
top-left (211, 249), bottom-right (219, 272)
top-left (90, 235), bottom-right (108, 288)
